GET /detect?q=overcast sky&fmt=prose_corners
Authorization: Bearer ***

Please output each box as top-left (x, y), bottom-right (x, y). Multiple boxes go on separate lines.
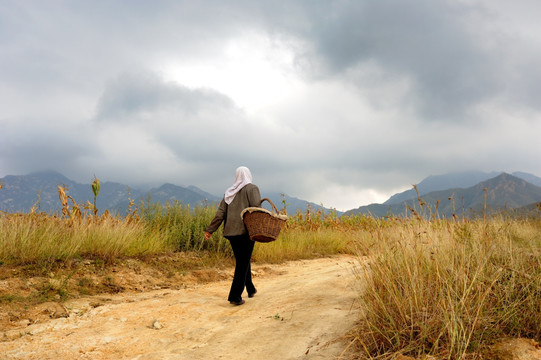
top-left (2, 0), bottom-right (541, 211)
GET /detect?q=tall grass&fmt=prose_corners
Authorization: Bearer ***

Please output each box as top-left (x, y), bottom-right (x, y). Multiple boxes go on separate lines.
top-left (139, 200), bottom-right (231, 255)
top-left (252, 205), bottom-right (379, 262)
top-left (0, 192), bottom-right (362, 265)
top-left (0, 183), bottom-right (230, 264)
top-left (353, 216), bottom-right (541, 359)
top-left (0, 195), bottom-right (352, 267)
top-left (2, 183), bottom-right (540, 359)
top-left (253, 227), bottom-right (355, 262)
top-left (0, 212), bottom-right (169, 264)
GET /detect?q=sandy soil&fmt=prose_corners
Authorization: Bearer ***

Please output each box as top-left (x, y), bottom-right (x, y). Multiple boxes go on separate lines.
top-left (0, 256), bottom-right (360, 360)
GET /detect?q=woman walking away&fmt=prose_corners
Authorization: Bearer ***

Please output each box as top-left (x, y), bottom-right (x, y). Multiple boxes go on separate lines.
top-left (204, 166), bottom-right (261, 306)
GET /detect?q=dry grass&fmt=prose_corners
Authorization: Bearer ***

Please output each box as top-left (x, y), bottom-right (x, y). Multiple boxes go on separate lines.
top-left (351, 215), bottom-right (541, 359)
top-left (1, 182), bottom-right (540, 360)
top-left (252, 206), bottom-right (381, 263)
top-left (253, 227), bottom-right (356, 263)
top-left (0, 212), bottom-right (172, 265)
top-left (0, 193), bottom-right (361, 266)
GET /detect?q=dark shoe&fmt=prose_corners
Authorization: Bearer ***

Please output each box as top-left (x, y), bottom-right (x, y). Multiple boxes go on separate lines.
top-left (229, 299), bottom-right (245, 306)
top-left (248, 289), bottom-right (257, 298)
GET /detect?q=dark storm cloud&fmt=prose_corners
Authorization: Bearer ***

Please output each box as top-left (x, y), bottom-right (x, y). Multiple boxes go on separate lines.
top-left (91, 72), bottom-right (279, 168)
top-left (277, 0), bottom-right (502, 120)
top-left (94, 73), bottom-right (237, 123)
top-left (250, 0), bottom-right (541, 120)
top-left (0, 119), bottom-right (95, 176)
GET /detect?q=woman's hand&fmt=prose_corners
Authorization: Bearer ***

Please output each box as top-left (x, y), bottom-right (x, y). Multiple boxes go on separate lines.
top-left (204, 231), bottom-right (212, 240)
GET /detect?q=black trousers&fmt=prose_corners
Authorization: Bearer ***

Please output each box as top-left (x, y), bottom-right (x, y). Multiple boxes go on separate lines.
top-left (226, 234), bottom-right (256, 302)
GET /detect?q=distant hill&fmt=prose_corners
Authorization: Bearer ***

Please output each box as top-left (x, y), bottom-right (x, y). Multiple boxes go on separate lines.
top-left (3, 170), bottom-right (539, 218)
top-left (384, 170), bottom-right (499, 205)
top-left (511, 171), bottom-right (541, 187)
top-left (146, 183), bottom-right (220, 207)
top-left (345, 173), bottom-right (541, 218)
top-left (0, 171), bottom-right (220, 215)
top-left (187, 185), bottom-right (219, 201)
top-left (0, 171), bottom-right (338, 215)
top-left (0, 170), bottom-right (98, 213)
top-left (383, 171), bottom-right (541, 205)
top-left (262, 192), bottom-right (342, 216)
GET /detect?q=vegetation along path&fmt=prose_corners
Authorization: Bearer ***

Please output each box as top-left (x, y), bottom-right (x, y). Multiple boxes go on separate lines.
top-left (0, 255), bottom-right (360, 360)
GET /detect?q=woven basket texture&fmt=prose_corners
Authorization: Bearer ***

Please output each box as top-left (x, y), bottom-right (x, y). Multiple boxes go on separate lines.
top-left (244, 211), bottom-right (286, 242)
top-left (242, 198), bottom-right (286, 242)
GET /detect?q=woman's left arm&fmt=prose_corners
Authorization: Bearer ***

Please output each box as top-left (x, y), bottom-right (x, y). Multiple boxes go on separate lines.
top-left (248, 185), bottom-right (262, 207)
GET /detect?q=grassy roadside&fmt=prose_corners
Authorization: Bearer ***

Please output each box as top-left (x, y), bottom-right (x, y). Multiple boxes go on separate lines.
top-left (351, 215), bottom-right (541, 359)
top-left (0, 205), bottom-right (359, 267)
top-left (0, 200), bottom-right (359, 314)
top-left (1, 191), bottom-right (540, 359)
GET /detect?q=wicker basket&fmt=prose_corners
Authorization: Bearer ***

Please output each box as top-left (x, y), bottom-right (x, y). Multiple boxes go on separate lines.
top-left (241, 198), bottom-right (288, 242)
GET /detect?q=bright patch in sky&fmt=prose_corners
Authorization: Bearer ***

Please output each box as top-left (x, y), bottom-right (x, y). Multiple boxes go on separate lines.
top-left (313, 185), bottom-right (390, 212)
top-left (162, 33), bottom-right (302, 113)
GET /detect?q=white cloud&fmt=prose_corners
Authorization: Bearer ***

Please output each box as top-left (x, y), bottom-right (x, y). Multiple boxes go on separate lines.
top-left (161, 32), bottom-right (305, 114)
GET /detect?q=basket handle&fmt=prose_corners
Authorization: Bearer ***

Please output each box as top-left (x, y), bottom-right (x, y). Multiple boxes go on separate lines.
top-left (260, 198), bottom-right (279, 214)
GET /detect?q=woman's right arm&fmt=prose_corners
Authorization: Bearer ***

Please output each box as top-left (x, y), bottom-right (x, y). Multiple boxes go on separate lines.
top-left (205, 199), bottom-right (227, 235)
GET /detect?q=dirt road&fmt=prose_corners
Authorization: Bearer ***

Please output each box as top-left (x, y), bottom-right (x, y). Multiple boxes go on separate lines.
top-left (0, 256), bottom-right (360, 360)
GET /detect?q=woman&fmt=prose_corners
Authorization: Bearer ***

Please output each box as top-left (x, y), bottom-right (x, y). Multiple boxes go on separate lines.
top-left (204, 166), bottom-right (261, 305)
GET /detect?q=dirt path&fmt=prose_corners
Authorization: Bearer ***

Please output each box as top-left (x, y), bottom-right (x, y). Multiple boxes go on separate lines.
top-left (0, 256), bottom-right (360, 360)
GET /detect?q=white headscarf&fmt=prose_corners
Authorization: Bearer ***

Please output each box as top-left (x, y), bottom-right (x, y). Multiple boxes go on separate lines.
top-left (224, 166), bottom-right (253, 204)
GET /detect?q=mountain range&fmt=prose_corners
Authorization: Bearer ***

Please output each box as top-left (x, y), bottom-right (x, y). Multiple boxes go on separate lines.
top-left (345, 171), bottom-right (541, 218)
top-left (1, 170), bottom-right (541, 218)
top-left (0, 171), bottom-right (331, 216)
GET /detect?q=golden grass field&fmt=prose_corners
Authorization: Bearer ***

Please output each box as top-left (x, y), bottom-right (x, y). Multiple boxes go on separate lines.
top-left (0, 186), bottom-right (540, 359)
